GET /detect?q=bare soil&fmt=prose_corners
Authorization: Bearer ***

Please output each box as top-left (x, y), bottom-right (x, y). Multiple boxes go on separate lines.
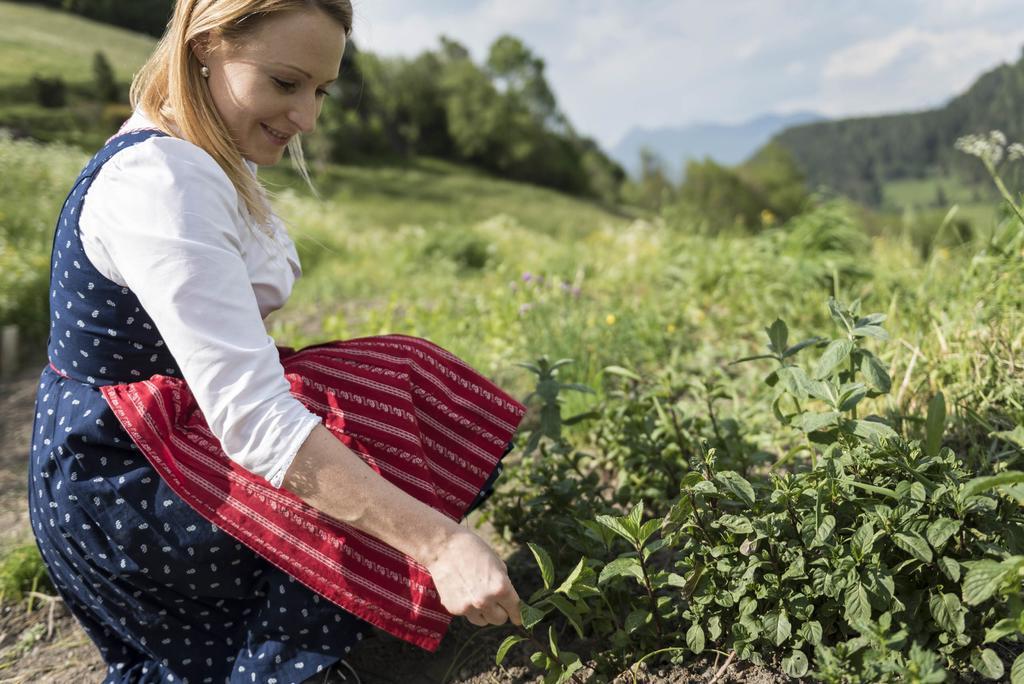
top-left (0, 360), bottom-right (791, 684)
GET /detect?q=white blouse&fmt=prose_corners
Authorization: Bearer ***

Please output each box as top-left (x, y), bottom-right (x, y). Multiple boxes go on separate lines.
top-left (79, 108), bottom-right (321, 488)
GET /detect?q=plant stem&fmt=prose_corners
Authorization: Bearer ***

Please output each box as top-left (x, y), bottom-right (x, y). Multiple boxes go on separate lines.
top-left (986, 160), bottom-right (1024, 225)
top-left (708, 650), bottom-right (737, 684)
top-left (635, 543), bottom-right (665, 638)
top-left (516, 626), bottom-right (585, 684)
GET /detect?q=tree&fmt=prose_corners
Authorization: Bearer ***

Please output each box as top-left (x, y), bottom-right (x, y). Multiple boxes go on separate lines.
top-left (92, 51), bottom-right (118, 102)
top-left (486, 35), bottom-right (563, 133)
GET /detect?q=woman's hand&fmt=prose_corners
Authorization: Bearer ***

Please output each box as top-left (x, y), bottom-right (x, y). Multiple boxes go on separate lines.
top-left (285, 425), bottom-right (522, 626)
top-left (424, 527), bottom-right (522, 627)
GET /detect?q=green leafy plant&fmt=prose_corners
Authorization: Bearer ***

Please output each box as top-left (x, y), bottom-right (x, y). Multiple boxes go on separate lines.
top-left (497, 298), bottom-right (1024, 683)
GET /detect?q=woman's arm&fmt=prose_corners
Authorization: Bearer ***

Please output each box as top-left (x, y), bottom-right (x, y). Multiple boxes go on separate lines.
top-left (284, 424), bottom-right (522, 627)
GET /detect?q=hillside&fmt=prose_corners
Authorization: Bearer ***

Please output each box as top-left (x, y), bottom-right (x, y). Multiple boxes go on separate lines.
top-left (612, 111), bottom-right (824, 180)
top-left (0, 1), bottom-right (153, 88)
top-left (768, 47), bottom-right (1024, 205)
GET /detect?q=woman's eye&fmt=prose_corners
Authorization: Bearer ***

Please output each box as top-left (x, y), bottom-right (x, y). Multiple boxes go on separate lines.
top-left (273, 78), bottom-right (296, 91)
top-left (316, 89), bottom-right (330, 98)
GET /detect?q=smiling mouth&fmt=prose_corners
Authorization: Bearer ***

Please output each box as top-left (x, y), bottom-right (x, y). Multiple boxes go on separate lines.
top-left (261, 123), bottom-right (291, 144)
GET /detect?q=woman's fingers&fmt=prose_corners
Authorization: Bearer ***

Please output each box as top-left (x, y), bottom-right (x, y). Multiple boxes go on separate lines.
top-left (464, 609), bottom-right (488, 626)
top-left (480, 602), bottom-right (509, 625)
top-left (495, 582), bottom-right (522, 626)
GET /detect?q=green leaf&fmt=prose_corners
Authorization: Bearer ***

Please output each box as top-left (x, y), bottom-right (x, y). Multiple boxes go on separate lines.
top-left (767, 319), bottom-right (789, 355)
top-left (845, 583), bottom-right (871, 624)
top-left (828, 298), bottom-right (851, 331)
top-left (521, 602), bottom-right (549, 630)
top-left (938, 557), bottom-right (961, 582)
top-left (637, 519), bottom-right (661, 547)
top-left (715, 471), bottom-right (756, 507)
top-left (929, 592), bottom-right (965, 634)
top-left (850, 419), bottom-right (899, 442)
top-left (601, 365), bottom-right (641, 381)
top-left (625, 501), bottom-right (645, 538)
top-left (984, 618), bottom-right (1019, 644)
top-left (851, 522), bottom-right (876, 559)
top-left (717, 514), bottom-right (754, 535)
top-left (595, 514), bottom-right (636, 545)
top-left (973, 648), bottom-right (1005, 680)
top-left (764, 610), bottom-right (792, 646)
top-left (783, 336), bottom-right (827, 359)
top-left (926, 518), bottom-right (961, 551)
top-left (963, 472), bottom-right (1024, 498)
top-left (624, 608), bottom-right (650, 634)
top-left (994, 425), bottom-right (1024, 450)
top-left (800, 620), bottom-right (823, 646)
top-left (893, 532), bottom-right (933, 563)
top-left (962, 560), bottom-right (1008, 606)
top-left (1011, 652), bottom-right (1024, 684)
top-left (852, 325), bottom-right (889, 340)
top-left (496, 635), bottom-right (525, 665)
top-left (860, 352), bottom-right (892, 394)
top-left (686, 623), bottom-right (705, 654)
top-left (838, 384), bottom-right (868, 412)
top-left (555, 558), bottom-right (585, 595)
top-left (557, 653), bottom-right (583, 684)
top-left (598, 557), bottom-right (644, 585)
top-left (814, 339), bottom-right (854, 380)
top-left (793, 411), bottom-right (842, 433)
top-left (814, 514), bottom-right (836, 547)
top-left (925, 393), bottom-right (946, 458)
top-left (544, 594), bottom-right (585, 639)
top-left (782, 649), bottom-right (809, 678)
top-left (528, 543), bottom-right (555, 590)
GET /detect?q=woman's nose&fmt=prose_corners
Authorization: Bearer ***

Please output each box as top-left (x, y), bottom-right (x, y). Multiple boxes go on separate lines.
top-left (289, 94), bottom-right (318, 134)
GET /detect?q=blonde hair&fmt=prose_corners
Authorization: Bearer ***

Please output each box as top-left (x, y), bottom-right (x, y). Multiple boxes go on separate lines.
top-left (130, 0), bottom-right (353, 227)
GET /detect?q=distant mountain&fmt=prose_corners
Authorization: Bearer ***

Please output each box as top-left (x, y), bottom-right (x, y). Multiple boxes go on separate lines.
top-left (766, 48), bottom-right (1024, 205)
top-left (611, 111), bottom-right (825, 179)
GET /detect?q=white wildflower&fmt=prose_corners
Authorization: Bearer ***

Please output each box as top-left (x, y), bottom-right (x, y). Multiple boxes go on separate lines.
top-left (1008, 143), bottom-right (1024, 162)
top-left (955, 131), bottom-right (1010, 166)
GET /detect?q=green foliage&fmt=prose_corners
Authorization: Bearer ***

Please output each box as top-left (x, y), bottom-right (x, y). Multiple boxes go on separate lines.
top-left (29, 74), bottom-right (66, 108)
top-left (769, 49), bottom-right (1024, 206)
top-left (0, 544), bottom-right (54, 604)
top-left (0, 131), bottom-right (88, 340)
top-left (496, 294), bottom-right (1024, 683)
top-left (675, 156), bottom-right (769, 232)
top-left (91, 50), bottom-right (118, 103)
top-left (0, 3), bottom-right (154, 91)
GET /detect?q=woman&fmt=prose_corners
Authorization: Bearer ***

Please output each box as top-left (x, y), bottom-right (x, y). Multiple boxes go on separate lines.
top-left (28, 1), bottom-right (525, 682)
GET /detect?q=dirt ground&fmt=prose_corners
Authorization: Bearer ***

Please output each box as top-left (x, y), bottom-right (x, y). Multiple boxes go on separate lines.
top-left (0, 360), bottom-right (790, 684)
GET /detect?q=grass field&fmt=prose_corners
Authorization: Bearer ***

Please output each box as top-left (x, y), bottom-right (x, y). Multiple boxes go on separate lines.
top-left (2, 3), bottom-right (1024, 680)
top-left (0, 1), bottom-right (153, 89)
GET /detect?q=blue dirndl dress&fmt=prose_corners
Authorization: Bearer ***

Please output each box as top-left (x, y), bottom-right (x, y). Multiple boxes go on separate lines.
top-left (28, 130), bottom-right (515, 684)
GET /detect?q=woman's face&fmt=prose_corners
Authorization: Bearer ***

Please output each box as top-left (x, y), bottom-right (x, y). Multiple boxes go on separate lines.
top-left (197, 7), bottom-right (346, 166)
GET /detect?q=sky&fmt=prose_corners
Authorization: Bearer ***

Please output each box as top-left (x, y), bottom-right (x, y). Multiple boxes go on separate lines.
top-left (348, 0), bottom-right (1024, 150)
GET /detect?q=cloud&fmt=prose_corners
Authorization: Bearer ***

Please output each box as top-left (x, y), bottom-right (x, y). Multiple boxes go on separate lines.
top-left (824, 27), bottom-right (1024, 81)
top-left (347, 1), bottom-right (1024, 149)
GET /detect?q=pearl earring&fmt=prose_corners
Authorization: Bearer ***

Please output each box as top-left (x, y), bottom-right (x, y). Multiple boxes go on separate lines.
top-left (200, 65), bottom-right (210, 79)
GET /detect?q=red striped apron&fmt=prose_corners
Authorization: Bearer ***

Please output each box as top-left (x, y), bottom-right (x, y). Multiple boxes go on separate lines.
top-left (100, 334), bottom-right (526, 652)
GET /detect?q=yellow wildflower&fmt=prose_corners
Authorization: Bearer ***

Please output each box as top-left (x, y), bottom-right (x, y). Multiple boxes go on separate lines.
top-left (605, 314), bottom-right (616, 326)
top-left (666, 323), bottom-right (677, 333)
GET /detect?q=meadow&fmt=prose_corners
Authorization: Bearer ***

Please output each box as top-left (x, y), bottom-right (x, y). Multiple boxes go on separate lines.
top-left (2, 2), bottom-right (1024, 681)
top-left (3, 122), bottom-right (1023, 681)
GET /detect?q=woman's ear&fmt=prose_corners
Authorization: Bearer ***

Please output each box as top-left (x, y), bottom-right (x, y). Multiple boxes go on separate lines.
top-left (189, 33), bottom-right (212, 64)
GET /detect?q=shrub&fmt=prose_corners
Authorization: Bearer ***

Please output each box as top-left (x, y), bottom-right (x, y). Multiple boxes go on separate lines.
top-left (92, 50), bottom-right (119, 103)
top-left (30, 75), bottom-right (66, 108)
top-left (495, 299), bottom-right (1024, 683)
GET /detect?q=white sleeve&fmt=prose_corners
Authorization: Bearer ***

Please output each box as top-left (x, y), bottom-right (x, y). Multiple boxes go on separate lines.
top-left (79, 136), bottom-right (320, 488)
